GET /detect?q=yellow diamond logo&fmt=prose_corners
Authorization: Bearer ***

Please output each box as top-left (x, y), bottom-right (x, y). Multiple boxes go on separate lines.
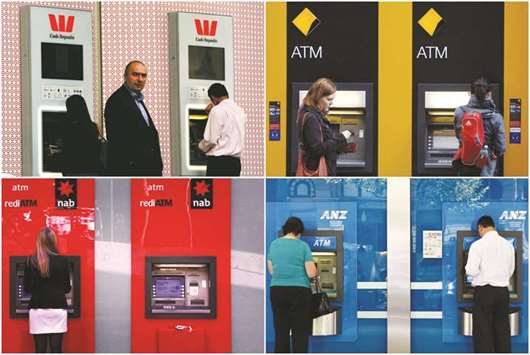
top-left (418, 8), bottom-right (444, 37)
top-left (292, 8), bottom-right (320, 37)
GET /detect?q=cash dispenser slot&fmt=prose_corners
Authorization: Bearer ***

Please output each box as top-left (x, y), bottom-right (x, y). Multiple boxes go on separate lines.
top-left (188, 108), bottom-right (209, 166)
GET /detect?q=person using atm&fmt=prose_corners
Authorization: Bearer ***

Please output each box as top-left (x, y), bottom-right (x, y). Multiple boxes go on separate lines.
top-left (296, 78), bottom-right (354, 176)
top-left (465, 216), bottom-right (515, 353)
top-left (198, 83), bottom-right (246, 176)
top-left (454, 77), bottom-right (506, 176)
top-left (23, 227), bottom-right (72, 353)
top-left (267, 217), bottom-right (317, 353)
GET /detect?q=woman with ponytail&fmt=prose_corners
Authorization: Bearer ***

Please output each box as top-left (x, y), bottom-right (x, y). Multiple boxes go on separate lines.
top-left (24, 227), bottom-right (71, 353)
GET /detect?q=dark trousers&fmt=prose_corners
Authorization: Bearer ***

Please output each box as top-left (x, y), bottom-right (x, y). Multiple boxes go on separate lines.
top-left (270, 286), bottom-right (312, 353)
top-left (473, 285), bottom-right (511, 353)
top-left (33, 333), bottom-right (64, 353)
top-left (206, 156), bottom-right (241, 176)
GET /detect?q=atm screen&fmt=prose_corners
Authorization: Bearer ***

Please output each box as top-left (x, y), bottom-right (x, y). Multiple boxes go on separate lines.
top-left (41, 43), bottom-right (83, 80)
top-left (188, 46), bottom-right (225, 80)
top-left (154, 276), bottom-right (185, 298)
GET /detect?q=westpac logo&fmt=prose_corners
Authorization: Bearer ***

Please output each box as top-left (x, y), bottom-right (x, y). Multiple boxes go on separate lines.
top-left (320, 210), bottom-right (348, 220)
top-left (48, 14), bottom-right (75, 33)
top-left (499, 210), bottom-right (527, 220)
top-left (194, 19), bottom-right (218, 36)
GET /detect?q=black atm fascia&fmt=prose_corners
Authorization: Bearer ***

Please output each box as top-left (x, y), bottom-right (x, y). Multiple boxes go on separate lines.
top-left (145, 256), bottom-right (217, 319)
top-left (456, 230), bottom-right (522, 303)
top-left (415, 83), bottom-right (500, 176)
top-left (301, 230), bottom-right (344, 301)
top-left (288, 82), bottom-right (375, 176)
top-left (9, 255), bottom-right (81, 318)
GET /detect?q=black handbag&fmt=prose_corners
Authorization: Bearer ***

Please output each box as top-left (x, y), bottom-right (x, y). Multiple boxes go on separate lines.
top-left (311, 277), bottom-right (335, 319)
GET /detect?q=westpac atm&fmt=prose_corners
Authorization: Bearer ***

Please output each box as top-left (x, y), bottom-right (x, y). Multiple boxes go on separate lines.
top-left (169, 12), bottom-right (234, 176)
top-left (20, 6), bottom-right (94, 176)
top-left (415, 83), bottom-right (500, 175)
top-left (300, 231), bottom-right (343, 336)
top-left (456, 230), bottom-right (523, 336)
top-left (288, 83), bottom-right (375, 176)
top-left (145, 256), bottom-right (216, 318)
top-left (9, 255), bottom-right (81, 318)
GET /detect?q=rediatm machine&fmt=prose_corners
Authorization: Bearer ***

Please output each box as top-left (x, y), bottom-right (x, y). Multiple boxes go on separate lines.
top-left (415, 83), bottom-right (500, 175)
top-left (288, 83), bottom-right (375, 176)
top-left (20, 6), bottom-right (94, 176)
top-left (456, 230), bottom-right (523, 337)
top-left (9, 256), bottom-right (81, 318)
top-left (169, 12), bottom-right (234, 176)
top-left (300, 231), bottom-right (343, 336)
top-left (145, 256), bottom-right (216, 318)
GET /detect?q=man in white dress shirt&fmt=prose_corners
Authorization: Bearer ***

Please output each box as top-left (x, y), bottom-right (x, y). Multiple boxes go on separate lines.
top-left (465, 215), bottom-right (515, 353)
top-left (198, 83), bottom-right (245, 176)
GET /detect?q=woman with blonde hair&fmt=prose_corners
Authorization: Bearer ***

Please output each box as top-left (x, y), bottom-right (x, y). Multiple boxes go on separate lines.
top-left (24, 227), bottom-right (71, 353)
top-left (296, 78), bottom-right (353, 176)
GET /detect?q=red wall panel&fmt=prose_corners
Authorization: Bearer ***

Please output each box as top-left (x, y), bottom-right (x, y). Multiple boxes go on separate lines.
top-left (2, 178), bottom-right (95, 353)
top-left (130, 179), bottom-right (231, 353)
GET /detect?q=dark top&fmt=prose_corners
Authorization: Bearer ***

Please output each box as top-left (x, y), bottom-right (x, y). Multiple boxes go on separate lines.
top-left (298, 105), bottom-right (348, 176)
top-left (104, 85), bottom-right (163, 176)
top-left (23, 255), bottom-right (71, 309)
top-left (62, 122), bottom-right (102, 176)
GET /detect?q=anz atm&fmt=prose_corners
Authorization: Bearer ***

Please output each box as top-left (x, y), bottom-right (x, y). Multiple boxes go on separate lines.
top-left (289, 83), bottom-right (375, 176)
top-left (300, 231), bottom-right (343, 336)
top-left (169, 12), bottom-right (234, 176)
top-left (414, 84), bottom-right (500, 175)
top-left (20, 6), bottom-right (94, 176)
top-left (9, 255), bottom-right (81, 318)
top-left (145, 256), bottom-right (216, 318)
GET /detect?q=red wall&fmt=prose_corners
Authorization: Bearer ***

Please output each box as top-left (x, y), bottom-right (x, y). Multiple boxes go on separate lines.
top-left (130, 179), bottom-right (232, 353)
top-left (2, 179), bottom-right (95, 353)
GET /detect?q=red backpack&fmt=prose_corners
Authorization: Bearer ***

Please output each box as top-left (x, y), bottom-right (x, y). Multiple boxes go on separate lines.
top-left (454, 111), bottom-right (488, 167)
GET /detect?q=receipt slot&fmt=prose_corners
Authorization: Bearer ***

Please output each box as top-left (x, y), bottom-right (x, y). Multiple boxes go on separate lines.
top-left (169, 12), bottom-right (234, 176)
top-left (300, 231), bottom-right (343, 336)
top-left (289, 83), bottom-right (375, 176)
top-left (415, 83), bottom-right (500, 175)
top-left (9, 255), bottom-right (81, 318)
top-left (145, 256), bottom-right (216, 319)
top-left (20, 6), bottom-right (94, 176)
top-left (456, 230), bottom-right (522, 336)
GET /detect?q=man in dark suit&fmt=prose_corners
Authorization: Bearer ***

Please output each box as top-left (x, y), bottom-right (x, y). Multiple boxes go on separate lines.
top-left (104, 60), bottom-right (163, 176)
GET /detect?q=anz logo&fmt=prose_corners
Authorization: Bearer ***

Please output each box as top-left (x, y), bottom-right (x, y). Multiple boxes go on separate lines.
top-left (320, 210), bottom-right (348, 220)
top-left (499, 210), bottom-right (527, 220)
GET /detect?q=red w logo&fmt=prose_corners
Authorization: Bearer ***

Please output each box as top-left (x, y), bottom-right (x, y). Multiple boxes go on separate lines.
top-left (194, 19), bottom-right (218, 36)
top-left (48, 14), bottom-right (75, 33)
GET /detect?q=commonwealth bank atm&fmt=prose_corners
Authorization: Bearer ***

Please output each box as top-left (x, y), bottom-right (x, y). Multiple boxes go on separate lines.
top-left (456, 231), bottom-right (523, 336)
top-left (169, 12), bottom-right (234, 176)
top-left (289, 83), bottom-right (375, 176)
top-left (145, 256), bottom-right (216, 318)
top-left (300, 231), bottom-right (343, 336)
top-left (9, 255), bottom-right (81, 318)
top-left (415, 84), bottom-right (500, 176)
top-left (20, 6), bottom-right (94, 176)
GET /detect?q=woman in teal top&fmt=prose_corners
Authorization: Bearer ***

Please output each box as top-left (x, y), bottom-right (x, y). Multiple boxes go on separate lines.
top-left (267, 217), bottom-right (317, 353)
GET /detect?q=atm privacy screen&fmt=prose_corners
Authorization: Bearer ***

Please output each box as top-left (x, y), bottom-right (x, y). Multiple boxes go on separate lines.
top-left (188, 46), bottom-right (225, 80)
top-left (41, 42), bottom-right (83, 80)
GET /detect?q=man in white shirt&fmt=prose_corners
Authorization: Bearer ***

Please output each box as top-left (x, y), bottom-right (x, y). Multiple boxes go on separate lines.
top-left (465, 215), bottom-right (515, 353)
top-left (198, 83), bottom-right (245, 176)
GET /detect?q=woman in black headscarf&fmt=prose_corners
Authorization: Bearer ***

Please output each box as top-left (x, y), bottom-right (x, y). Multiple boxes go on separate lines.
top-left (61, 95), bottom-right (103, 176)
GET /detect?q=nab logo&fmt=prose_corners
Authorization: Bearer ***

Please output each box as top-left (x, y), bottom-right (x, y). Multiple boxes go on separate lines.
top-left (48, 14), bottom-right (75, 33)
top-left (194, 19), bottom-right (218, 36)
top-left (191, 179), bottom-right (213, 209)
top-left (499, 210), bottom-right (527, 220)
top-left (320, 210), bottom-right (348, 220)
top-left (55, 179), bottom-right (77, 209)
